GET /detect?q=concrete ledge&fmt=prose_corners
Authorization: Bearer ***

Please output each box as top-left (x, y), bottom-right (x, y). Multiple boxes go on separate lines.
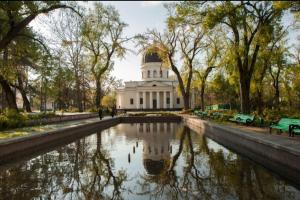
top-left (120, 116), bottom-right (181, 123)
top-left (0, 117), bottom-right (120, 164)
top-left (1, 114), bottom-right (300, 187)
top-left (182, 115), bottom-right (300, 186)
top-left (0, 116), bottom-right (180, 164)
top-left (25, 113), bottom-right (98, 126)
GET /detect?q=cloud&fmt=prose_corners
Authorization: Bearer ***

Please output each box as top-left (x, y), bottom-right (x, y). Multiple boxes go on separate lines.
top-left (141, 1), bottom-right (163, 7)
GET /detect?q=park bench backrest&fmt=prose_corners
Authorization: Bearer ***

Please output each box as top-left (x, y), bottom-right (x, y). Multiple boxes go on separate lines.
top-left (278, 118), bottom-right (300, 127)
top-left (235, 114), bottom-right (254, 121)
top-left (205, 106), bottom-right (212, 111)
top-left (212, 105), bottom-right (219, 110)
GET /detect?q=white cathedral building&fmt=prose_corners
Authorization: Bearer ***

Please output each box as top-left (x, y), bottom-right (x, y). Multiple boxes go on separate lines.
top-left (116, 51), bottom-right (195, 110)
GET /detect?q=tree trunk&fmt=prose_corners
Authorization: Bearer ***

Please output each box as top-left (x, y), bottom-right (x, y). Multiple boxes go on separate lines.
top-left (95, 79), bottom-right (101, 109)
top-left (274, 83), bottom-right (280, 110)
top-left (200, 82), bottom-right (205, 112)
top-left (40, 78), bottom-right (43, 111)
top-left (257, 90), bottom-right (263, 114)
top-left (183, 93), bottom-right (190, 110)
top-left (75, 70), bottom-right (83, 112)
top-left (0, 75), bottom-right (18, 111)
top-left (169, 57), bottom-right (191, 110)
top-left (270, 67), bottom-right (281, 110)
top-left (20, 90), bottom-right (31, 112)
top-left (239, 73), bottom-right (251, 114)
top-left (16, 73), bottom-right (32, 112)
top-left (256, 60), bottom-right (269, 114)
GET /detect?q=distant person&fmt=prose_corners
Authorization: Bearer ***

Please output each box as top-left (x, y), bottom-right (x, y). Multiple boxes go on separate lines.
top-left (111, 106), bottom-right (116, 118)
top-left (98, 107), bottom-right (103, 120)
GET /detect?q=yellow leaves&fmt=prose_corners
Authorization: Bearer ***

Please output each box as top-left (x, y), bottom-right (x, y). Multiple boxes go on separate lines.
top-left (101, 95), bottom-right (115, 108)
top-left (273, 1), bottom-right (292, 11)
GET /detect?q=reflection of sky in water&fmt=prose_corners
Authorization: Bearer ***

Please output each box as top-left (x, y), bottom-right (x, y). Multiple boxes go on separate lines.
top-left (0, 123), bottom-right (299, 200)
top-left (207, 138), bottom-right (238, 161)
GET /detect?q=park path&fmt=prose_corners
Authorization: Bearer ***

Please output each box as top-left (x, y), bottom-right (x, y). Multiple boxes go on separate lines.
top-left (0, 116), bottom-right (109, 140)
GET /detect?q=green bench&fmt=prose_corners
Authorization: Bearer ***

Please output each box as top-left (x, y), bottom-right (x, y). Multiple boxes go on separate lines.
top-left (194, 110), bottom-right (208, 118)
top-left (211, 112), bottom-right (222, 119)
top-left (269, 118), bottom-right (300, 135)
top-left (229, 114), bottom-right (255, 125)
top-left (290, 125), bottom-right (300, 137)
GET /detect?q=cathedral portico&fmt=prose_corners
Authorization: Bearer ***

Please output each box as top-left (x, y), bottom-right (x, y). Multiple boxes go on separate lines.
top-left (116, 50), bottom-right (194, 110)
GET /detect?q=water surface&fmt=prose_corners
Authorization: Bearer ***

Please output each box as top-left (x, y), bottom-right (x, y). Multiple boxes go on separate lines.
top-left (0, 123), bottom-right (299, 200)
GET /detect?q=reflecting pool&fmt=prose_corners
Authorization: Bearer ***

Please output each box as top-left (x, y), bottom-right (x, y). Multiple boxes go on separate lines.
top-left (0, 123), bottom-right (299, 200)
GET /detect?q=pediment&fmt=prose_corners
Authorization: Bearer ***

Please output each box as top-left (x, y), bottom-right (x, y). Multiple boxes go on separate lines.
top-left (138, 81), bottom-right (171, 87)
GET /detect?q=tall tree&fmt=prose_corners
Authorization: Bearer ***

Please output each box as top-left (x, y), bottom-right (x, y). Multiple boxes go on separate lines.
top-left (50, 6), bottom-right (85, 111)
top-left (253, 23), bottom-right (287, 113)
top-left (268, 44), bottom-right (288, 109)
top-left (0, 1), bottom-right (79, 112)
top-left (193, 33), bottom-right (223, 111)
top-left (138, 9), bottom-right (205, 110)
top-left (0, 1), bottom-right (79, 53)
top-left (175, 1), bottom-right (293, 113)
top-left (82, 3), bottom-right (128, 109)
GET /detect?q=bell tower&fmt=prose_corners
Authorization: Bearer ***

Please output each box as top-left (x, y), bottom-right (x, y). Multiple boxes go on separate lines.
top-left (141, 51), bottom-right (169, 81)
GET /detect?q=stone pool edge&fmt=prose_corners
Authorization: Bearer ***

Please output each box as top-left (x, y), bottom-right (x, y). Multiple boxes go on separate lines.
top-left (0, 116), bottom-right (181, 164)
top-left (0, 114), bottom-right (299, 187)
top-left (182, 114), bottom-right (300, 187)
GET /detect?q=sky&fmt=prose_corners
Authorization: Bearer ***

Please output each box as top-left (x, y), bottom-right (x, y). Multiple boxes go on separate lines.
top-left (101, 1), bottom-right (168, 82)
top-left (30, 1), bottom-right (299, 83)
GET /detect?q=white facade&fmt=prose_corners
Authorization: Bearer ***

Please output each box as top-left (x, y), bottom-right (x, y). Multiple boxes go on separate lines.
top-left (115, 123), bottom-right (180, 174)
top-left (116, 51), bottom-right (194, 110)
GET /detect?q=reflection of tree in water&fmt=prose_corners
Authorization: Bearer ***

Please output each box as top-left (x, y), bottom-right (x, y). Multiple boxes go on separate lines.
top-left (0, 131), bottom-right (127, 200)
top-left (138, 126), bottom-right (297, 200)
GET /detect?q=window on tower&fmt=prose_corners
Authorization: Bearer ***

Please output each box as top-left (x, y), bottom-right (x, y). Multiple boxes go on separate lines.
top-left (153, 70), bottom-right (157, 77)
top-left (167, 71), bottom-right (169, 78)
top-left (147, 70), bottom-right (150, 78)
top-left (160, 70), bottom-right (162, 77)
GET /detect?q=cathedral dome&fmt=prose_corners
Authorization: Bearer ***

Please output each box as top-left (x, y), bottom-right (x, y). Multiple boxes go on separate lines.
top-left (143, 159), bottom-right (169, 175)
top-left (142, 51), bottom-right (162, 63)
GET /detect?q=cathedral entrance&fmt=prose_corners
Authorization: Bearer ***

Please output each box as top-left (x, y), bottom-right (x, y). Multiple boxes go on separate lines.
top-left (153, 99), bottom-right (157, 109)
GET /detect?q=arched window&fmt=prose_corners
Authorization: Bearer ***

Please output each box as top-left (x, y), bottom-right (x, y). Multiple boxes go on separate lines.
top-left (160, 70), bottom-right (162, 77)
top-left (147, 70), bottom-right (150, 78)
top-left (142, 71), bottom-right (144, 78)
top-left (167, 71), bottom-right (169, 78)
top-left (153, 70), bottom-right (157, 78)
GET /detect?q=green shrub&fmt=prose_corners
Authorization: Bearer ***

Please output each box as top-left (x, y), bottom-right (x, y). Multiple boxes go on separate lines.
top-left (127, 112), bottom-right (176, 117)
top-left (0, 109), bottom-right (28, 130)
top-left (27, 112), bottom-right (57, 120)
top-left (66, 107), bottom-right (79, 113)
top-left (0, 115), bottom-right (8, 130)
top-left (261, 108), bottom-right (300, 125)
top-left (88, 107), bottom-right (98, 113)
top-left (179, 109), bottom-right (193, 114)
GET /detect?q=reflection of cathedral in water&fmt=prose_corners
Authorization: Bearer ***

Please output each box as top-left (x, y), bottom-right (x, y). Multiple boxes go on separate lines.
top-left (116, 123), bottom-right (179, 175)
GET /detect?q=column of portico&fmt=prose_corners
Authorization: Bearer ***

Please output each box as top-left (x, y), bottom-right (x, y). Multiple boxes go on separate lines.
top-left (163, 91), bottom-right (167, 109)
top-left (143, 92), bottom-right (146, 109)
top-left (136, 92), bottom-right (140, 109)
top-left (170, 90), bottom-right (173, 109)
top-left (150, 91), bottom-right (153, 109)
top-left (157, 91), bottom-right (160, 109)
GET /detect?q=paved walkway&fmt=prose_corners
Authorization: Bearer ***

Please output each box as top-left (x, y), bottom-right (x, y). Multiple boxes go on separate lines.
top-left (28, 111), bottom-right (94, 116)
top-left (182, 114), bottom-right (300, 153)
top-left (0, 116), bottom-right (109, 140)
top-left (226, 122), bottom-right (300, 141)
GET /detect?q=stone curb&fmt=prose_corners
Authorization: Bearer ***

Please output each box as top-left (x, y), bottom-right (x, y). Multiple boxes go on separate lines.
top-left (181, 115), bottom-right (300, 186)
